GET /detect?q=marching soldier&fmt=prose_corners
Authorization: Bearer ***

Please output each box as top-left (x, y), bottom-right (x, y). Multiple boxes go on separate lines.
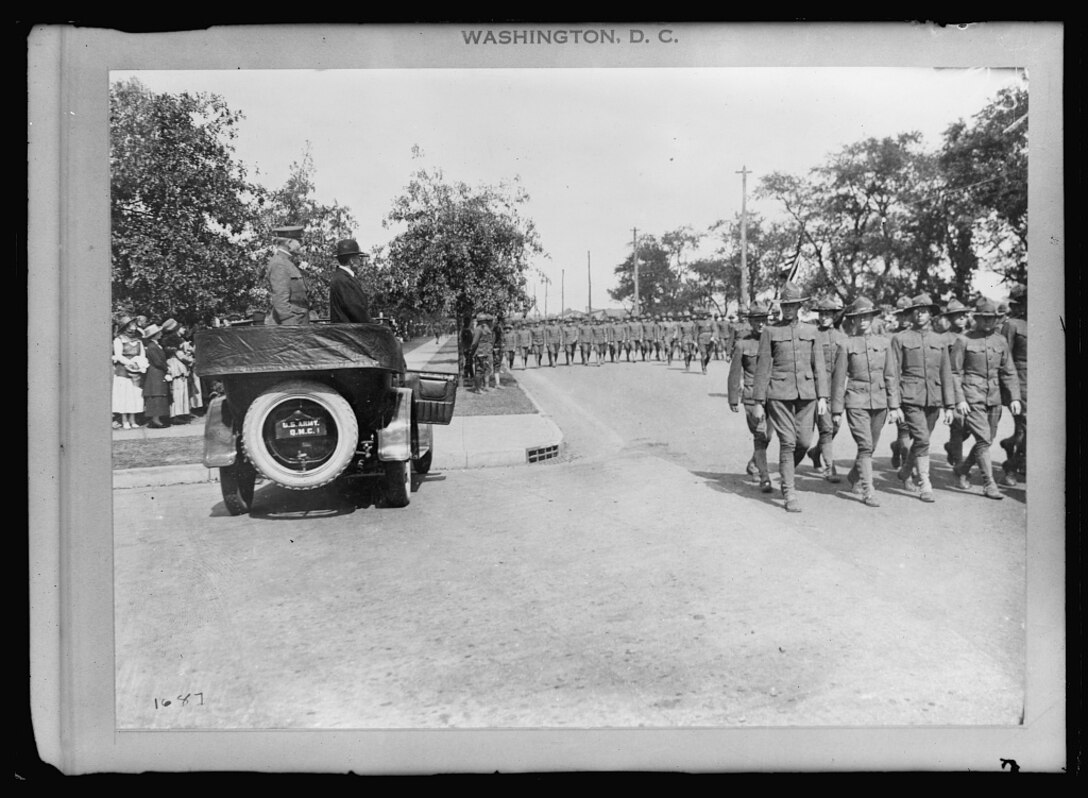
top-left (830, 297), bottom-right (903, 507)
top-left (889, 293), bottom-right (957, 503)
top-left (949, 298), bottom-right (1022, 499)
top-left (606, 316), bottom-right (622, 362)
top-left (888, 295), bottom-right (915, 469)
top-left (578, 316), bottom-right (595, 365)
top-left (751, 283), bottom-right (830, 513)
top-left (544, 316), bottom-right (563, 367)
top-left (999, 284), bottom-right (1027, 485)
top-left (939, 298), bottom-right (972, 467)
top-left (678, 312), bottom-right (697, 371)
top-left (562, 317), bottom-right (579, 365)
top-left (502, 319), bottom-right (517, 372)
top-left (808, 296), bottom-right (848, 482)
top-left (665, 313), bottom-right (680, 365)
top-left (696, 310), bottom-right (716, 374)
top-left (728, 302), bottom-right (774, 493)
top-left (514, 320), bottom-right (532, 369)
top-left (529, 319), bottom-right (546, 367)
top-left (625, 314), bottom-right (641, 362)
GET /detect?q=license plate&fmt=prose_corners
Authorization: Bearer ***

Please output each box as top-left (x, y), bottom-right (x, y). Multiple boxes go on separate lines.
top-left (276, 413), bottom-right (327, 439)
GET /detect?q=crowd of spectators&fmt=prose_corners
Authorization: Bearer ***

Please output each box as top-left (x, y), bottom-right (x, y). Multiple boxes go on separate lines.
top-left (111, 314), bottom-right (205, 430)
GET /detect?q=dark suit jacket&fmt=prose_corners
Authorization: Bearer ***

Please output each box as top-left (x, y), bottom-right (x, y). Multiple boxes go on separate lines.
top-left (329, 267), bottom-right (371, 324)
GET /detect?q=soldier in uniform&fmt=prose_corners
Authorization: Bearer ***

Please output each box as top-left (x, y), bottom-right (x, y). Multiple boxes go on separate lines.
top-left (605, 316), bottom-right (621, 363)
top-left (544, 316), bottom-right (563, 367)
top-left (830, 297), bottom-right (903, 507)
top-left (808, 296), bottom-right (848, 482)
top-left (562, 317), bottom-right (579, 366)
top-left (889, 293), bottom-right (957, 503)
top-left (751, 283), bottom-right (830, 513)
top-left (468, 313), bottom-right (495, 393)
top-left (515, 319), bottom-right (532, 369)
top-left (578, 316), bottom-right (595, 365)
top-left (696, 310), bottom-right (716, 374)
top-left (502, 319), bottom-right (518, 373)
top-left (950, 298), bottom-right (1022, 499)
top-left (265, 225), bottom-right (311, 326)
top-left (595, 318), bottom-right (611, 365)
top-left (939, 298), bottom-right (972, 467)
top-left (999, 284), bottom-right (1027, 485)
top-left (728, 302), bottom-right (774, 493)
top-left (678, 312), bottom-right (697, 371)
top-left (888, 295), bottom-right (915, 469)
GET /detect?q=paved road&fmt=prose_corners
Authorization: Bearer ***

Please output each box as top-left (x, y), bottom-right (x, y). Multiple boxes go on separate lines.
top-left (113, 350), bottom-right (1025, 731)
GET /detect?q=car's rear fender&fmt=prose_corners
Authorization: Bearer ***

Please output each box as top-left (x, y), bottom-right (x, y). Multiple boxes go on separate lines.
top-left (202, 395), bottom-right (238, 468)
top-left (377, 387), bottom-right (412, 462)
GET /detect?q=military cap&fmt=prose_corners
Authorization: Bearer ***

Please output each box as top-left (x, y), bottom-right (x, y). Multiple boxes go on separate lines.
top-left (745, 301), bottom-right (771, 318)
top-left (894, 296), bottom-right (913, 313)
top-left (941, 298), bottom-right (970, 316)
top-left (814, 296), bottom-right (843, 312)
top-left (476, 312), bottom-right (492, 322)
top-left (972, 298), bottom-right (999, 317)
top-left (271, 224), bottom-right (304, 240)
top-left (908, 293), bottom-right (941, 312)
top-left (335, 239), bottom-right (363, 258)
top-left (844, 296), bottom-right (881, 317)
top-left (779, 282), bottom-right (809, 304)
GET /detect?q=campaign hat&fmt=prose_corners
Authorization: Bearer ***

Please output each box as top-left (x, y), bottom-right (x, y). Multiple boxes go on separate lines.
top-left (814, 296), bottom-right (843, 312)
top-left (335, 239), bottom-right (363, 258)
top-left (940, 298), bottom-right (970, 316)
top-left (271, 224), bottom-right (304, 240)
top-left (908, 293), bottom-right (941, 312)
top-left (779, 282), bottom-right (809, 304)
top-left (844, 296), bottom-right (881, 317)
top-left (1008, 283), bottom-right (1026, 304)
top-left (745, 301), bottom-right (771, 318)
top-left (894, 296), bottom-right (913, 313)
top-left (972, 298), bottom-right (999, 317)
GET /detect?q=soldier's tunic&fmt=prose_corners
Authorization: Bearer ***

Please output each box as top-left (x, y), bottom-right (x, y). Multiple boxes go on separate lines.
top-left (470, 324), bottom-right (494, 387)
top-left (578, 322), bottom-right (595, 363)
top-left (752, 318), bottom-right (830, 498)
top-left (890, 327), bottom-right (957, 464)
top-left (530, 324), bottom-right (546, 361)
top-left (1000, 316), bottom-right (1028, 474)
top-left (265, 249), bottom-right (311, 326)
top-left (950, 329), bottom-right (1021, 480)
top-left (515, 326), bottom-right (532, 364)
top-left (562, 322), bottom-right (580, 364)
top-left (544, 322), bottom-right (562, 366)
top-left (728, 331), bottom-right (772, 483)
top-left (831, 332), bottom-right (900, 471)
top-left (942, 328), bottom-right (969, 465)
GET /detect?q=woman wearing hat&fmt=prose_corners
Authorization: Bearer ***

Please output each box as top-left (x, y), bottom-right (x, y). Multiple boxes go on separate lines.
top-left (728, 302), bottom-right (774, 493)
top-left (140, 323), bottom-right (171, 428)
top-left (112, 315), bottom-right (146, 430)
top-left (751, 283), bottom-right (830, 513)
top-left (830, 297), bottom-right (903, 507)
top-left (949, 298), bottom-right (1022, 499)
top-left (889, 293), bottom-right (957, 502)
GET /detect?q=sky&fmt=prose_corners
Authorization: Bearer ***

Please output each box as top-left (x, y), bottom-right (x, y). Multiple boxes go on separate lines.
top-left (112, 66), bottom-right (1026, 312)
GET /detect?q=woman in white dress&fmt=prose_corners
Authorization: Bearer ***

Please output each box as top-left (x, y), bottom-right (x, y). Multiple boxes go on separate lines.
top-left (111, 316), bottom-right (146, 429)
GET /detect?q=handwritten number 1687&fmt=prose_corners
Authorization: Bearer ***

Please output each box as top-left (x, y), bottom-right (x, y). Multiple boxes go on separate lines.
top-left (154, 693), bottom-right (204, 709)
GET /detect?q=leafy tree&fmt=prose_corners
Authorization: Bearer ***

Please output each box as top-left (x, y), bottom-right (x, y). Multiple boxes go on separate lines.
top-left (110, 78), bottom-right (265, 325)
top-left (708, 212), bottom-right (801, 307)
top-left (609, 234), bottom-right (683, 314)
top-left (383, 158), bottom-right (540, 372)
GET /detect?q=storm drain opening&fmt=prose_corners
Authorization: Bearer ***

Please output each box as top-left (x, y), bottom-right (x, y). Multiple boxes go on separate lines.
top-left (526, 444), bottom-right (560, 463)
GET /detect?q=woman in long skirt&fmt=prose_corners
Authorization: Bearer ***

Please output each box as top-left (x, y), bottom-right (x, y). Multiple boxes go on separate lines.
top-left (141, 324), bottom-right (171, 428)
top-left (111, 316), bottom-right (146, 429)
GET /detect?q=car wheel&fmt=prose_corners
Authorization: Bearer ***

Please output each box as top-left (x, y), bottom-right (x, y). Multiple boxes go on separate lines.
top-left (242, 380), bottom-right (358, 490)
top-left (219, 458), bottom-right (256, 515)
top-left (383, 458), bottom-right (411, 508)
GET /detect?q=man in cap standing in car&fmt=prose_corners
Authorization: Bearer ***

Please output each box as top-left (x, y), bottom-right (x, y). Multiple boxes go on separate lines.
top-left (266, 225), bottom-right (311, 325)
top-left (329, 238), bottom-right (372, 323)
top-left (751, 283), bottom-right (830, 513)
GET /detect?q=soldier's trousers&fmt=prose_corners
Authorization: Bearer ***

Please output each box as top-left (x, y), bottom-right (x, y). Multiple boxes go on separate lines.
top-left (901, 404), bottom-right (940, 464)
top-left (812, 408), bottom-right (842, 463)
top-left (960, 404), bottom-right (1003, 480)
top-left (1000, 407), bottom-right (1027, 473)
top-left (473, 354), bottom-right (493, 388)
top-left (846, 408), bottom-right (887, 459)
top-left (766, 399), bottom-right (817, 494)
top-left (745, 404), bottom-right (771, 480)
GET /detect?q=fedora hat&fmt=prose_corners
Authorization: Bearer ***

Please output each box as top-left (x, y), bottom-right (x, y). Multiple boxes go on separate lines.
top-left (779, 282), bottom-right (809, 304)
top-left (908, 293), bottom-right (940, 311)
top-left (335, 238), bottom-right (363, 259)
top-left (141, 323), bottom-right (163, 339)
top-left (940, 298), bottom-right (970, 316)
top-left (844, 296), bottom-right (881, 317)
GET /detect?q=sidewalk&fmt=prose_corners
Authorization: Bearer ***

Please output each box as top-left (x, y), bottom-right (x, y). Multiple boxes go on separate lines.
top-left (113, 334), bottom-right (564, 488)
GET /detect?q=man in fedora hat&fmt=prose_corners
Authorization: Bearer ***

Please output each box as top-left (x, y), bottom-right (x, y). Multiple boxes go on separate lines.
top-left (728, 302), bottom-right (775, 493)
top-left (949, 298), bottom-right (1022, 499)
top-left (998, 284), bottom-right (1027, 485)
top-left (266, 224), bottom-right (311, 325)
top-left (329, 238), bottom-right (373, 324)
top-left (939, 298), bottom-right (972, 467)
top-left (751, 283), bottom-right (830, 512)
top-left (808, 296), bottom-right (848, 482)
top-left (889, 293), bottom-right (957, 502)
top-left (830, 297), bottom-right (903, 507)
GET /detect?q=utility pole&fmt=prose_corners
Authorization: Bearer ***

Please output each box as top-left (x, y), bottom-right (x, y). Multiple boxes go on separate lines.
top-left (632, 227), bottom-right (640, 316)
top-left (587, 251), bottom-right (592, 315)
top-left (736, 165), bottom-right (751, 311)
top-left (561, 269), bottom-right (565, 317)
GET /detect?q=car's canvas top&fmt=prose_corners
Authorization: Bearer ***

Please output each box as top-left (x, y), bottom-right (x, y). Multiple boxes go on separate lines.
top-left (195, 323), bottom-right (408, 377)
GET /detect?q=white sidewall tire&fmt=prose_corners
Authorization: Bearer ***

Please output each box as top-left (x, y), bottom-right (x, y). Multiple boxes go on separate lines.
top-left (242, 380), bottom-right (358, 490)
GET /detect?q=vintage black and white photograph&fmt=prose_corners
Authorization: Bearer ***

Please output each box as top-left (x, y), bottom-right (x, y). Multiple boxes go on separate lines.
top-left (29, 22), bottom-right (1066, 773)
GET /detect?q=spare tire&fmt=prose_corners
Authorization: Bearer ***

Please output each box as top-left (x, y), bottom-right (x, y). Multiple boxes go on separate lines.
top-left (242, 380), bottom-right (358, 490)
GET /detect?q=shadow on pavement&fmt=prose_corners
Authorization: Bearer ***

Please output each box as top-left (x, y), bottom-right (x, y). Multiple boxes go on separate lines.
top-left (690, 468), bottom-right (785, 511)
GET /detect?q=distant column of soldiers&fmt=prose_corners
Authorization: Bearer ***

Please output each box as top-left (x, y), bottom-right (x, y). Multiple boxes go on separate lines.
top-left (727, 282), bottom-right (1026, 512)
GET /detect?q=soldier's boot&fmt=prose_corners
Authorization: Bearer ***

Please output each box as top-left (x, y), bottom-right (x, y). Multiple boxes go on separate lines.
top-left (890, 438), bottom-right (902, 469)
top-left (755, 448), bottom-right (773, 493)
top-left (821, 440), bottom-right (841, 483)
top-left (1001, 459), bottom-right (1019, 487)
top-left (780, 458), bottom-right (801, 512)
top-left (859, 457), bottom-right (880, 507)
top-left (978, 447), bottom-right (1004, 500)
top-left (808, 444), bottom-right (822, 470)
top-left (916, 455), bottom-right (936, 502)
top-left (847, 462), bottom-right (860, 493)
top-left (952, 448), bottom-right (976, 491)
top-left (793, 446), bottom-right (808, 469)
top-left (897, 451), bottom-right (918, 492)
top-left (746, 456), bottom-right (760, 477)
